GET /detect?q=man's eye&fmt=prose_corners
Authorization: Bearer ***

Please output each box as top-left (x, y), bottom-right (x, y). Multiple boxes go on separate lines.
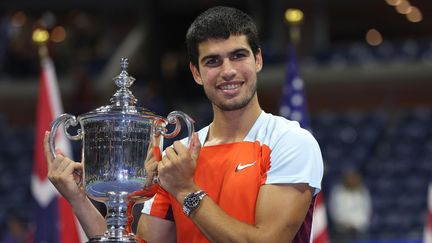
top-left (205, 58), bottom-right (220, 66)
top-left (232, 53), bottom-right (247, 59)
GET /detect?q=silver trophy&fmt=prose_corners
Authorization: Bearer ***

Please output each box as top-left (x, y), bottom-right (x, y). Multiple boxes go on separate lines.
top-left (48, 58), bottom-right (194, 242)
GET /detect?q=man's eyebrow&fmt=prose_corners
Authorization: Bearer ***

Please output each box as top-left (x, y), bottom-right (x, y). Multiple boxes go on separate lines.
top-left (200, 48), bottom-right (251, 63)
top-left (231, 48), bottom-right (250, 54)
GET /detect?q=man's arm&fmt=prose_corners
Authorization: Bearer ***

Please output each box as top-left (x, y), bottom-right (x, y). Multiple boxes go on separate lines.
top-left (183, 183), bottom-right (313, 243)
top-left (137, 184), bottom-right (312, 243)
top-left (70, 196), bottom-right (107, 238)
top-left (44, 132), bottom-right (106, 238)
top-left (136, 214), bottom-right (176, 242)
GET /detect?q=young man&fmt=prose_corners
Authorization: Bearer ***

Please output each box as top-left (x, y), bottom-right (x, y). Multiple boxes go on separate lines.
top-left (137, 6), bottom-right (323, 243)
top-left (44, 6), bottom-right (323, 243)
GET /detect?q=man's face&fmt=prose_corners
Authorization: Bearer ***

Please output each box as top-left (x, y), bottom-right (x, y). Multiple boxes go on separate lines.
top-left (190, 35), bottom-right (262, 111)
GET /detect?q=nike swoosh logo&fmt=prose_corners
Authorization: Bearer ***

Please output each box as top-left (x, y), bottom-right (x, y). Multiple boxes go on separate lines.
top-left (235, 161), bottom-right (256, 172)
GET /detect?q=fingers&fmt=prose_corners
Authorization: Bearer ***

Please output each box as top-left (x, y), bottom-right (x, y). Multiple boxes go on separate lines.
top-left (145, 147), bottom-right (159, 172)
top-left (164, 145), bottom-right (179, 162)
top-left (48, 156), bottom-right (84, 201)
top-left (48, 154), bottom-right (80, 179)
top-left (71, 163), bottom-right (84, 184)
top-left (146, 161), bottom-right (158, 173)
top-left (44, 131), bottom-right (66, 170)
top-left (44, 131), bottom-right (54, 163)
top-left (189, 133), bottom-right (201, 160)
top-left (161, 134), bottom-right (201, 164)
top-left (170, 133), bottom-right (201, 161)
top-left (55, 154), bottom-right (71, 173)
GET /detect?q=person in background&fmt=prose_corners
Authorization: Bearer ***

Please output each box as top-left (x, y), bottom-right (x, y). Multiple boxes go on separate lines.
top-left (329, 169), bottom-right (372, 243)
top-left (2, 214), bottom-right (33, 243)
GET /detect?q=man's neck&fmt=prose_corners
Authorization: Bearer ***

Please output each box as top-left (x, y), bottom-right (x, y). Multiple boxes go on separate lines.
top-left (204, 98), bottom-right (262, 146)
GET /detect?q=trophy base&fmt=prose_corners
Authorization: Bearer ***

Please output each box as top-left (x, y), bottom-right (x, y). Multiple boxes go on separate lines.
top-left (87, 234), bottom-right (138, 243)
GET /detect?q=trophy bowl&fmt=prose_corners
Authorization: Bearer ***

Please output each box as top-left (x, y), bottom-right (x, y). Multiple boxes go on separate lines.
top-left (48, 58), bottom-right (194, 242)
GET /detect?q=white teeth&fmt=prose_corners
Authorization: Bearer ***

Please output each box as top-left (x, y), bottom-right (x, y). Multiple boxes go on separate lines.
top-left (220, 84), bottom-right (240, 90)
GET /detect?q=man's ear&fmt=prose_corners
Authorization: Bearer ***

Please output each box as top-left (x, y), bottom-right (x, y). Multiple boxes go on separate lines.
top-left (190, 62), bottom-right (203, 85)
top-left (255, 48), bottom-right (263, 73)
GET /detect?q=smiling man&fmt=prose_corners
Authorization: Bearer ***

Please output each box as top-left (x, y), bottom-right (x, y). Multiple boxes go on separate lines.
top-left (43, 5), bottom-right (323, 243)
top-left (138, 6), bottom-right (324, 243)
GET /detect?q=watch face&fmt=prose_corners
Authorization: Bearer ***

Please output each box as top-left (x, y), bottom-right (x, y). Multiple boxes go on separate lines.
top-left (183, 191), bottom-right (206, 216)
top-left (185, 193), bottom-right (200, 208)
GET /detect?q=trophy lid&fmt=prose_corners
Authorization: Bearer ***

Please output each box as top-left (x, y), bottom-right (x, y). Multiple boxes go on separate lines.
top-left (79, 58), bottom-right (162, 121)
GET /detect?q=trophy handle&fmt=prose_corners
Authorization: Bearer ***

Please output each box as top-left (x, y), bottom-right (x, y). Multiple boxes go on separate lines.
top-left (49, 113), bottom-right (82, 159)
top-left (159, 111), bottom-right (195, 148)
top-left (150, 111), bottom-right (194, 184)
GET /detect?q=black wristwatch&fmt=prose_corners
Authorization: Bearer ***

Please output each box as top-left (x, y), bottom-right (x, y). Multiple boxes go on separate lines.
top-left (182, 190), bottom-right (207, 217)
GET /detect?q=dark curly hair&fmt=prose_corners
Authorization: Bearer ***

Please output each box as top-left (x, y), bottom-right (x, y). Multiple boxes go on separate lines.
top-left (186, 6), bottom-right (260, 67)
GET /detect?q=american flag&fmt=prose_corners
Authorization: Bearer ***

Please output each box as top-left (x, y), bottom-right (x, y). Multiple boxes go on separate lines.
top-left (279, 44), bottom-right (330, 243)
top-left (31, 48), bottom-right (87, 243)
top-left (424, 183), bottom-right (432, 243)
top-left (279, 45), bottom-right (311, 130)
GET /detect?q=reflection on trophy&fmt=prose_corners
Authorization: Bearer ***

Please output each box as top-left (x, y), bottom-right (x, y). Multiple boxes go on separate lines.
top-left (48, 58), bottom-right (194, 242)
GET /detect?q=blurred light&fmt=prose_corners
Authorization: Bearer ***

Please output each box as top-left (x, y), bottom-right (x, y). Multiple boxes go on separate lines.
top-left (385, 0), bottom-right (402, 6)
top-left (51, 26), bottom-right (66, 43)
top-left (285, 8), bottom-right (304, 24)
top-left (11, 11), bottom-right (27, 28)
top-left (366, 29), bottom-right (383, 46)
top-left (32, 28), bottom-right (50, 43)
top-left (406, 6), bottom-right (422, 22)
top-left (395, 0), bottom-right (412, 14)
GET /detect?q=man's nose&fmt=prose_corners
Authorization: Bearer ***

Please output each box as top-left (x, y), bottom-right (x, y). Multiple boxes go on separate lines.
top-left (221, 60), bottom-right (236, 80)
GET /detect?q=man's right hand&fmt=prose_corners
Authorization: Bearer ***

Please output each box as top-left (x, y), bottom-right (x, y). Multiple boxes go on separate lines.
top-left (44, 131), bottom-right (86, 204)
top-left (43, 131), bottom-right (107, 238)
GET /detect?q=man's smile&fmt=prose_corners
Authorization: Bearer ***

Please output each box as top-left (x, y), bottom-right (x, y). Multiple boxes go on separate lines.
top-left (217, 82), bottom-right (243, 96)
top-left (219, 83), bottom-right (242, 90)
